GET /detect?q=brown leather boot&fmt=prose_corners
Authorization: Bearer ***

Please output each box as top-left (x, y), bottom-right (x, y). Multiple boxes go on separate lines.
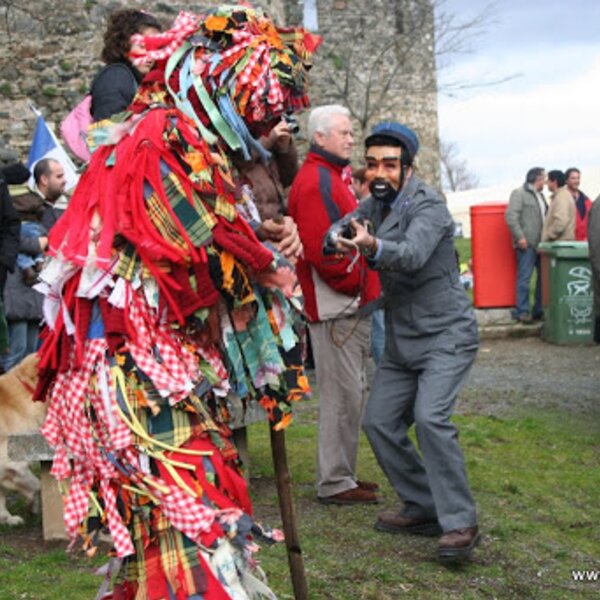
top-left (438, 526), bottom-right (480, 563)
top-left (374, 510), bottom-right (441, 536)
top-left (318, 487), bottom-right (378, 505)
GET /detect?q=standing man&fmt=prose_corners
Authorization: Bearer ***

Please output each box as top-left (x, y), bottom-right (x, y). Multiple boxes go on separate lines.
top-left (288, 105), bottom-right (381, 505)
top-left (542, 170), bottom-right (575, 242)
top-left (564, 167), bottom-right (592, 241)
top-left (0, 166), bottom-right (22, 367)
top-left (32, 158), bottom-right (67, 230)
top-left (328, 120), bottom-right (480, 563)
top-left (505, 167), bottom-right (547, 323)
top-left (0, 159), bottom-right (65, 371)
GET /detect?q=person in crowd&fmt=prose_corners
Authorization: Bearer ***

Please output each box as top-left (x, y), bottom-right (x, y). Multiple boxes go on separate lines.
top-left (505, 167), bottom-right (547, 323)
top-left (0, 165), bottom-right (22, 366)
top-left (91, 9), bottom-right (162, 122)
top-left (564, 167), bottom-right (592, 241)
top-left (32, 158), bottom-right (66, 231)
top-left (236, 120), bottom-right (299, 222)
top-left (329, 120), bottom-right (480, 563)
top-left (288, 104), bottom-right (381, 505)
top-left (351, 166), bottom-right (370, 201)
top-left (542, 169), bottom-right (575, 242)
top-left (0, 163), bottom-right (24, 293)
top-left (235, 118), bottom-right (303, 262)
top-left (0, 160), bottom-right (66, 371)
top-left (11, 191), bottom-right (45, 287)
top-left (588, 195), bottom-right (600, 343)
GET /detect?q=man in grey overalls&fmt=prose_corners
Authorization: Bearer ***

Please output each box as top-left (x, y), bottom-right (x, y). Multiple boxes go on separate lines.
top-left (326, 121), bottom-right (480, 563)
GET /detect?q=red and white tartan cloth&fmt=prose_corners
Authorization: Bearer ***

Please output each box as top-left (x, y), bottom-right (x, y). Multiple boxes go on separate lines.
top-left (130, 11), bottom-right (201, 66)
top-left (41, 338), bottom-right (136, 554)
top-left (150, 477), bottom-right (216, 543)
top-left (101, 480), bottom-right (135, 556)
top-left (125, 287), bottom-right (203, 404)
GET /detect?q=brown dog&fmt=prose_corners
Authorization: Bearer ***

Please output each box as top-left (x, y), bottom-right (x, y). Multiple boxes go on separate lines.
top-left (0, 353), bottom-right (47, 525)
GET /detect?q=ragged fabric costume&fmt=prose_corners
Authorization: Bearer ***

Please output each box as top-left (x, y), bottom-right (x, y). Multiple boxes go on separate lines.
top-left (33, 7), bottom-right (319, 599)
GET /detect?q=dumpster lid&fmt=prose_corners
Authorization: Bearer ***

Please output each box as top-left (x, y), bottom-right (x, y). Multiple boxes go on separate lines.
top-left (538, 241), bottom-right (589, 258)
top-left (470, 202), bottom-right (508, 215)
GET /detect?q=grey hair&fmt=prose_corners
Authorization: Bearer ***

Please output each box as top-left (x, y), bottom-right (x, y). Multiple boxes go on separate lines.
top-left (308, 104), bottom-right (350, 142)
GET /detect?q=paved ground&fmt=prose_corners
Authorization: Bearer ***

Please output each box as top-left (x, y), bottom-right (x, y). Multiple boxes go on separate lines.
top-left (458, 334), bottom-right (600, 418)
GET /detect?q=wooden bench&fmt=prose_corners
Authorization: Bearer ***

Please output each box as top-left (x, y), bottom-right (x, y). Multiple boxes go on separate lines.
top-left (7, 431), bottom-right (64, 541)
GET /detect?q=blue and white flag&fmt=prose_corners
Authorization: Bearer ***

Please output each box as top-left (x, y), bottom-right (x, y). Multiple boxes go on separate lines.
top-left (303, 0), bottom-right (318, 32)
top-left (27, 107), bottom-right (79, 192)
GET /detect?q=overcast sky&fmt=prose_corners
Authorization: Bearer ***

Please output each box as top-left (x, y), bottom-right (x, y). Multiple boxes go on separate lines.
top-left (436, 0), bottom-right (600, 189)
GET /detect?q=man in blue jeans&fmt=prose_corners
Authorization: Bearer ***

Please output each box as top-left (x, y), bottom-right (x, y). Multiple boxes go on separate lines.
top-left (505, 167), bottom-right (547, 323)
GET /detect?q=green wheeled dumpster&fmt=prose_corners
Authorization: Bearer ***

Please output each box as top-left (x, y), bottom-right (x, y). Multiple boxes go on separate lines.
top-left (538, 241), bottom-right (593, 344)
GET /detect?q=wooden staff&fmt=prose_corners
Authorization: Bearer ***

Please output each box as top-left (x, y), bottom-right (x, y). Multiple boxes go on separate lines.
top-left (270, 427), bottom-right (308, 600)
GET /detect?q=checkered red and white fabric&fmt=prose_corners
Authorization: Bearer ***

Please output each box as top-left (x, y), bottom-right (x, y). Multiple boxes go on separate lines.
top-left (63, 480), bottom-right (90, 540)
top-left (101, 480), bottom-right (135, 557)
top-left (130, 11), bottom-right (200, 67)
top-left (41, 338), bottom-right (109, 478)
top-left (239, 44), bottom-right (267, 87)
top-left (126, 289), bottom-right (201, 404)
top-left (151, 476), bottom-right (216, 542)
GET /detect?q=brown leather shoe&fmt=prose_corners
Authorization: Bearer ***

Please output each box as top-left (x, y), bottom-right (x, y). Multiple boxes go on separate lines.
top-left (374, 510), bottom-right (441, 536)
top-left (318, 487), bottom-right (378, 505)
top-left (438, 526), bottom-right (480, 563)
top-left (356, 480), bottom-right (379, 492)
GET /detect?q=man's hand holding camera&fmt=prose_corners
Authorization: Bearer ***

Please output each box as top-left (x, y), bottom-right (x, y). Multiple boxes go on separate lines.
top-left (336, 218), bottom-right (378, 258)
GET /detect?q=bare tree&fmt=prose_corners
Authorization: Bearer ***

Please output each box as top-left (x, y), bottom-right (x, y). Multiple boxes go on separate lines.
top-left (314, 0), bottom-right (506, 140)
top-left (439, 139), bottom-right (479, 191)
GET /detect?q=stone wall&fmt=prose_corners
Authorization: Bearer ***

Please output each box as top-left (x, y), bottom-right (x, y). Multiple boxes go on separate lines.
top-left (0, 0), bottom-right (439, 185)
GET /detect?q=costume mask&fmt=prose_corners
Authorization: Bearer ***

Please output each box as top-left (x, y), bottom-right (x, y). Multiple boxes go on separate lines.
top-left (365, 145), bottom-right (404, 204)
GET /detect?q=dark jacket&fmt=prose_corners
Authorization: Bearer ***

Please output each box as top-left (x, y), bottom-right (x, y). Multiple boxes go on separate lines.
top-left (2, 200), bottom-right (59, 321)
top-left (505, 183), bottom-right (546, 248)
top-left (329, 175), bottom-right (478, 355)
top-left (90, 62), bottom-right (141, 122)
top-left (3, 232), bottom-right (45, 321)
top-left (0, 174), bottom-right (21, 289)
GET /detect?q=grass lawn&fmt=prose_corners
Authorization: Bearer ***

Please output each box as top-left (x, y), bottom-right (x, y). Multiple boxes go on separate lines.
top-left (1, 397), bottom-right (598, 599)
top-left (455, 236), bottom-right (472, 265)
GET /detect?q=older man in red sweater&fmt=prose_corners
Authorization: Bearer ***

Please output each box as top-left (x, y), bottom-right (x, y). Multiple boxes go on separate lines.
top-left (288, 105), bottom-right (381, 505)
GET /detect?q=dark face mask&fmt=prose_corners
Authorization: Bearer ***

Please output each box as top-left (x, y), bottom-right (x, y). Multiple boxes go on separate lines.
top-left (369, 178), bottom-right (400, 204)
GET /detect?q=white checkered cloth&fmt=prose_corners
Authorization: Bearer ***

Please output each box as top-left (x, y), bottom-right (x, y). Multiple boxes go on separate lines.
top-left (126, 289), bottom-right (201, 404)
top-left (149, 475), bottom-right (216, 542)
top-left (130, 11), bottom-right (200, 67)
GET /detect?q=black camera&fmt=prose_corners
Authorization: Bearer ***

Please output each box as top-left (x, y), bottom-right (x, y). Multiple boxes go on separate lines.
top-left (283, 113), bottom-right (300, 135)
top-left (322, 218), bottom-right (370, 255)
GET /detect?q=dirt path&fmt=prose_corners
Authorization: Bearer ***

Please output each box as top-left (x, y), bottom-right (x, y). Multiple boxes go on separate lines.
top-left (458, 337), bottom-right (600, 417)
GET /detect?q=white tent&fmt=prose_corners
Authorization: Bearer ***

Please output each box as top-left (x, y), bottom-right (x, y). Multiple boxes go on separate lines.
top-left (446, 166), bottom-right (600, 238)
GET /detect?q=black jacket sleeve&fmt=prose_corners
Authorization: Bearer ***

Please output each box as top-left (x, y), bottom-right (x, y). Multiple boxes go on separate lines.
top-left (0, 175), bottom-right (21, 276)
top-left (90, 63), bottom-right (139, 122)
top-left (1, 162), bottom-right (30, 185)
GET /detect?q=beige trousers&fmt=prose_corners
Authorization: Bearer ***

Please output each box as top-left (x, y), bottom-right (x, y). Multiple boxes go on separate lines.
top-left (308, 315), bottom-right (371, 497)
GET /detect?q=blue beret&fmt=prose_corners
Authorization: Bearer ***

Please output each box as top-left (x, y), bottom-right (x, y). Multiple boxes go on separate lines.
top-left (365, 121), bottom-right (420, 159)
